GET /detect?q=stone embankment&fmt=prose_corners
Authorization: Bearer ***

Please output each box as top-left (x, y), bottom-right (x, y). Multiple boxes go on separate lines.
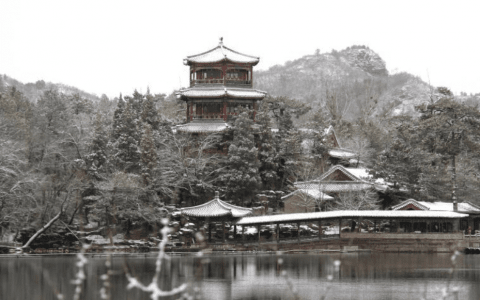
top-left (3, 233), bottom-right (478, 255)
top-left (202, 233), bottom-right (476, 253)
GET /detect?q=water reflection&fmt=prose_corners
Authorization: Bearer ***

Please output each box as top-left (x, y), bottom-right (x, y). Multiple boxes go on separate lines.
top-left (1, 253), bottom-right (479, 299)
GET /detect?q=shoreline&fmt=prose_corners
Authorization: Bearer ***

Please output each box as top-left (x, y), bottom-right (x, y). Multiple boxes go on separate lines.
top-left (2, 233), bottom-right (476, 255)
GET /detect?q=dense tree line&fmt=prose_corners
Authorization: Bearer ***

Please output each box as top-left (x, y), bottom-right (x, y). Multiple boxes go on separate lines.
top-left (1, 82), bottom-right (480, 241)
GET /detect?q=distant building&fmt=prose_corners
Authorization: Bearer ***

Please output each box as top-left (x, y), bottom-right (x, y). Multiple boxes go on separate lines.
top-left (392, 198), bottom-right (480, 233)
top-left (391, 199), bottom-right (480, 212)
top-left (296, 165), bottom-right (380, 195)
top-left (280, 189), bottom-right (333, 214)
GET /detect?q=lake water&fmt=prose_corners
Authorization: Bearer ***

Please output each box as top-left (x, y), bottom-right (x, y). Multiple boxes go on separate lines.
top-left (1, 252), bottom-right (479, 300)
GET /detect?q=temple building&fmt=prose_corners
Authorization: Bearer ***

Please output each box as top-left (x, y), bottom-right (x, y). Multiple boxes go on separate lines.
top-left (391, 198), bottom-right (480, 233)
top-left (176, 38), bottom-right (267, 134)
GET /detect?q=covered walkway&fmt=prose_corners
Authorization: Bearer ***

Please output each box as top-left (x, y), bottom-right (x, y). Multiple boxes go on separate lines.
top-left (235, 210), bottom-right (468, 244)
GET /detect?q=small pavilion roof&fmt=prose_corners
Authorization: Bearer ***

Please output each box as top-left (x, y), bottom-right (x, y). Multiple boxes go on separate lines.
top-left (236, 210), bottom-right (468, 226)
top-left (184, 38), bottom-right (260, 66)
top-left (180, 191), bottom-right (253, 218)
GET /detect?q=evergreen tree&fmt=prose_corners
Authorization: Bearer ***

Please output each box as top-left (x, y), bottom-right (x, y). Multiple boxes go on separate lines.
top-left (112, 102), bottom-right (141, 173)
top-left (84, 111), bottom-right (109, 180)
top-left (126, 89), bottom-right (144, 122)
top-left (220, 111), bottom-right (261, 205)
top-left (414, 87), bottom-right (480, 203)
top-left (111, 94), bottom-right (125, 140)
top-left (256, 104), bottom-right (278, 189)
top-left (141, 92), bottom-right (160, 131)
top-left (276, 127), bottom-right (302, 189)
top-left (140, 123), bottom-right (158, 187)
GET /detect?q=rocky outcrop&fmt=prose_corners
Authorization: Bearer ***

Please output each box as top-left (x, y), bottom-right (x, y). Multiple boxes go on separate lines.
top-left (339, 46), bottom-right (388, 77)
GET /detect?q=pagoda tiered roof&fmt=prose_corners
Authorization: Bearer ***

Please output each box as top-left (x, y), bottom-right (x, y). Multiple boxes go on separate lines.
top-left (180, 192), bottom-right (253, 218)
top-left (184, 40), bottom-right (260, 65)
top-left (178, 86), bottom-right (267, 99)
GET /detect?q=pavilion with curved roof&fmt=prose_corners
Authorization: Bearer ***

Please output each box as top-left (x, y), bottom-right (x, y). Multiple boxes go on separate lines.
top-left (180, 191), bottom-right (252, 242)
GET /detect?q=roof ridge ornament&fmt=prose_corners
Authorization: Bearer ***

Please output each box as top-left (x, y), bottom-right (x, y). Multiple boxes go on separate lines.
top-left (215, 191), bottom-right (220, 200)
top-left (219, 37), bottom-right (226, 58)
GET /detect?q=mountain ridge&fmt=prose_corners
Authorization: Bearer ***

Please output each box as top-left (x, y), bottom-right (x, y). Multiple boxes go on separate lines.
top-left (0, 74), bottom-right (101, 103)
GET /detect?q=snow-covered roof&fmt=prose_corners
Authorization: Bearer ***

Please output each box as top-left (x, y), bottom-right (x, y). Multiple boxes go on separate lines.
top-left (177, 86), bottom-right (267, 99)
top-left (176, 120), bottom-right (229, 133)
top-left (281, 189), bottom-right (334, 201)
top-left (296, 181), bottom-right (374, 193)
top-left (181, 192), bottom-right (252, 218)
top-left (324, 125), bottom-right (342, 148)
top-left (392, 199), bottom-right (480, 212)
top-left (236, 210), bottom-right (468, 225)
top-left (295, 166), bottom-right (389, 193)
top-left (317, 165), bottom-right (365, 182)
top-left (328, 148), bottom-right (357, 159)
top-left (345, 168), bottom-right (386, 185)
top-left (184, 40), bottom-right (260, 65)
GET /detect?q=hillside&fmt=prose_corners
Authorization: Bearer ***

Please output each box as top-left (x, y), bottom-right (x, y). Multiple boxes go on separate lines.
top-left (0, 74), bottom-right (101, 103)
top-left (254, 46), bottom-right (436, 119)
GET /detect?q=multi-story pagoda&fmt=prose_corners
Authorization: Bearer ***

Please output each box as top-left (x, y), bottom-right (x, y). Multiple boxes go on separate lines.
top-left (177, 38), bottom-right (267, 133)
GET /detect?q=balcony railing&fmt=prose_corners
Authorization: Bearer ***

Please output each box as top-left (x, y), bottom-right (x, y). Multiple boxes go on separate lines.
top-left (192, 113), bottom-right (225, 120)
top-left (191, 79), bottom-right (252, 87)
top-left (194, 79), bottom-right (224, 85)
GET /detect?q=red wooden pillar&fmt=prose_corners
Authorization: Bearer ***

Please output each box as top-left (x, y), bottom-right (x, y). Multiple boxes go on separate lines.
top-left (257, 225), bottom-right (261, 245)
top-left (276, 224), bottom-right (280, 243)
top-left (242, 225), bottom-right (245, 245)
top-left (223, 101), bottom-right (227, 121)
top-left (250, 66), bottom-right (253, 85)
top-left (222, 65), bottom-right (227, 86)
top-left (297, 222), bottom-right (301, 242)
top-left (318, 220), bottom-right (322, 240)
top-left (190, 103), bottom-right (194, 121)
top-left (339, 218), bottom-right (342, 238)
top-left (222, 221), bottom-right (226, 242)
top-left (186, 103), bottom-right (190, 121)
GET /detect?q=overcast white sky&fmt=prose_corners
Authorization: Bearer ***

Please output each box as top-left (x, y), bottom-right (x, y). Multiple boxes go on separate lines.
top-left (1, 0), bottom-right (479, 98)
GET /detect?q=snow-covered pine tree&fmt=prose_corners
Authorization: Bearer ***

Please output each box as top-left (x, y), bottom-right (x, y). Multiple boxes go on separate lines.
top-left (140, 123), bottom-right (158, 187)
top-left (84, 111), bottom-right (109, 180)
top-left (273, 108), bottom-right (301, 189)
top-left (112, 102), bottom-right (141, 173)
top-left (220, 111), bottom-right (261, 206)
top-left (141, 91), bottom-right (160, 131)
top-left (255, 104), bottom-right (279, 190)
top-left (128, 89), bottom-right (145, 122)
top-left (111, 94), bottom-right (125, 140)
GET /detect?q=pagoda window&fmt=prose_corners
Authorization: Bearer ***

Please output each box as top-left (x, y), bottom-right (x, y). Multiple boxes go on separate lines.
top-left (193, 103), bottom-right (223, 119)
top-left (195, 68), bottom-right (223, 84)
top-left (227, 103), bottom-right (253, 113)
top-left (226, 69), bottom-right (249, 84)
top-left (204, 103), bottom-right (222, 114)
